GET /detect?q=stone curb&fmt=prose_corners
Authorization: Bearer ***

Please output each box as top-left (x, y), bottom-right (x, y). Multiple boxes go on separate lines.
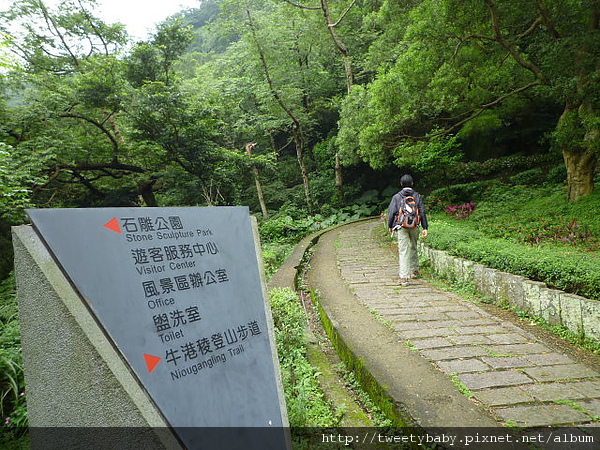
top-left (419, 243), bottom-right (600, 342)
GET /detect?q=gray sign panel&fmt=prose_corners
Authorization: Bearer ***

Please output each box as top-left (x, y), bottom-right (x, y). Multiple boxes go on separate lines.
top-left (27, 207), bottom-right (287, 449)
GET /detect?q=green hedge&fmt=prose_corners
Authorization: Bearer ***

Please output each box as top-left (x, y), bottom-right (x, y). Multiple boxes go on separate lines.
top-left (426, 219), bottom-right (600, 301)
top-left (443, 153), bottom-right (561, 184)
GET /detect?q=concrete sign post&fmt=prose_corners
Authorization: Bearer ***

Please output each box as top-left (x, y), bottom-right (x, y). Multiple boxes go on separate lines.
top-left (25, 207), bottom-right (289, 449)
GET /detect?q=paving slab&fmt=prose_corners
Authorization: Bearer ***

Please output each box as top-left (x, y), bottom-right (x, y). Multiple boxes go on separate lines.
top-left (521, 383), bottom-right (590, 402)
top-left (484, 343), bottom-right (553, 355)
top-left (436, 359), bottom-right (490, 374)
top-left (459, 371), bottom-right (535, 390)
top-left (495, 404), bottom-right (591, 427)
top-left (488, 333), bottom-right (532, 344)
top-left (523, 364), bottom-right (599, 382)
top-left (575, 399), bottom-right (600, 417)
top-left (522, 353), bottom-right (575, 366)
top-left (474, 387), bottom-right (534, 406)
top-left (457, 325), bottom-right (508, 335)
top-left (572, 381), bottom-right (600, 397)
top-left (400, 327), bottom-right (460, 340)
top-left (448, 335), bottom-right (496, 345)
top-left (421, 346), bottom-right (489, 361)
top-left (481, 356), bottom-right (533, 369)
top-left (410, 338), bottom-right (454, 349)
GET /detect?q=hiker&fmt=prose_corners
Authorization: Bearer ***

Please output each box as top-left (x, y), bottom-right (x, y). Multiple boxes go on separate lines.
top-left (387, 174), bottom-right (428, 286)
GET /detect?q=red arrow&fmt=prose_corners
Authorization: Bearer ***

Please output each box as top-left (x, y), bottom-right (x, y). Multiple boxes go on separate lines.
top-left (103, 217), bottom-right (121, 234)
top-left (143, 353), bottom-right (162, 373)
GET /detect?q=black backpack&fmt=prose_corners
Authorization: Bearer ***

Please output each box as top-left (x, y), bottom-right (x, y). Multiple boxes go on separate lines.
top-left (396, 194), bottom-right (421, 229)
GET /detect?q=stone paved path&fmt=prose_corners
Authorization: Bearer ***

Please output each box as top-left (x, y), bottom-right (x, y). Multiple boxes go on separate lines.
top-left (336, 220), bottom-right (600, 430)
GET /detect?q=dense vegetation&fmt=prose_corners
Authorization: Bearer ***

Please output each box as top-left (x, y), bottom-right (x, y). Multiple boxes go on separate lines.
top-left (0, 0), bottom-right (599, 442)
top-left (426, 171), bottom-right (600, 301)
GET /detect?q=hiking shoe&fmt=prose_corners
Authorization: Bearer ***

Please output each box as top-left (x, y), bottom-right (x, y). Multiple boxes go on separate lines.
top-left (410, 271), bottom-right (420, 279)
top-left (399, 278), bottom-right (409, 287)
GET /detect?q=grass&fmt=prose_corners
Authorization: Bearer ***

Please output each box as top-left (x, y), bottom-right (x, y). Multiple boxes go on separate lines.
top-left (368, 308), bottom-right (393, 328)
top-left (269, 287), bottom-right (341, 428)
top-left (335, 364), bottom-right (393, 427)
top-left (482, 348), bottom-right (512, 358)
top-left (0, 274), bottom-right (27, 443)
top-left (449, 373), bottom-right (474, 398)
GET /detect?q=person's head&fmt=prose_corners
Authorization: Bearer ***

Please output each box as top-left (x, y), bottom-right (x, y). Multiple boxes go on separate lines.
top-left (400, 174), bottom-right (414, 188)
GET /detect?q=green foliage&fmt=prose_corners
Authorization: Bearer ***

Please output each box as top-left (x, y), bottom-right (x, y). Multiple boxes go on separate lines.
top-left (336, 0), bottom-right (599, 199)
top-left (443, 153), bottom-right (561, 184)
top-left (259, 215), bottom-right (310, 244)
top-left (0, 274), bottom-right (27, 440)
top-left (258, 201), bottom-right (376, 247)
top-left (336, 365), bottom-right (392, 428)
top-left (427, 180), bottom-right (501, 212)
top-left (261, 242), bottom-right (295, 281)
top-left (269, 288), bottom-right (338, 428)
top-left (480, 216), bottom-right (596, 248)
top-left (393, 134), bottom-right (463, 174)
top-left (0, 144), bottom-right (32, 223)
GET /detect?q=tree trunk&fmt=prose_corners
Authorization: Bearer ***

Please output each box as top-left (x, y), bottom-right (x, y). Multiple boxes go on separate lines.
top-left (246, 142), bottom-right (269, 219)
top-left (139, 179), bottom-right (158, 207)
top-left (320, 0), bottom-right (354, 94)
top-left (559, 103), bottom-right (598, 201)
top-left (291, 126), bottom-right (314, 214)
top-left (563, 148), bottom-right (596, 201)
top-left (319, 0), bottom-right (354, 202)
top-left (335, 152), bottom-right (343, 203)
top-left (246, 7), bottom-right (313, 214)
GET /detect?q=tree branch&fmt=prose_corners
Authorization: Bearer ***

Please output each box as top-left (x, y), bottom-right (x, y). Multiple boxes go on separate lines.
top-left (534, 0), bottom-right (561, 38)
top-left (59, 112), bottom-right (120, 162)
top-left (516, 16), bottom-right (543, 40)
top-left (58, 162), bottom-right (147, 173)
top-left (430, 81), bottom-right (541, 138)
top-left (70, 170), bottom-right (105, 196)
top-left (281, 0), bottom-right (320, 10)
top-left (320, 0), bottom-right (354, 92)
top-left (246, 8), bottom-right (302, 129)
top-left (77, 0), bottom-right (111, 54)
top-left (484, 0), bottom-right (547, 83)
top-left (329, 0), bottom-right (357, 28)
top-left (37, 0), bottom-right (80, 68)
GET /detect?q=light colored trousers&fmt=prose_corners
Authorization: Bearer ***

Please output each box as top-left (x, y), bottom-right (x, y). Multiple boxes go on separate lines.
top-left (396, 227), bottom-right (420, 279)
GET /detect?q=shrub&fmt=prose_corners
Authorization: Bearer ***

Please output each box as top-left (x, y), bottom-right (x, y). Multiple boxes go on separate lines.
top-left (259, 215), bottom-right (311, 244)
top-left (0, 274), bottom-right (27, 441)
top-left (426, 218), bottom-right (600, 301)
top-left (269, 288), bottom-right (338, 428)
top-left (427, 180), bottom-right (500, 210)
top-left (445, 202), bottom-right (476, 219)
top-left (546, 165), bottom-right (568, 184)
top-left (262, 242), bottom-right (295, 280)
top-left (509, 168), bottom-right (545, 185)
top-left (444, 153), bottom-right (561, 183)
top-left (480, 217), bottom-right (596, 248)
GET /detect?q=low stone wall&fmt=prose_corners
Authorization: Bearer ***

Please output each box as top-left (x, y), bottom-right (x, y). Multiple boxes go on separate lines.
top-left (419, 243), bottom-right (600, 342)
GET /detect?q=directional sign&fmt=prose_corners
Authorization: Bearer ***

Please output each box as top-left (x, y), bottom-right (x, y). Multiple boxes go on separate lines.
top-left (143, 353), bottom-right (162, 373)
top-left (27, 207), bottom-right (287, 449)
